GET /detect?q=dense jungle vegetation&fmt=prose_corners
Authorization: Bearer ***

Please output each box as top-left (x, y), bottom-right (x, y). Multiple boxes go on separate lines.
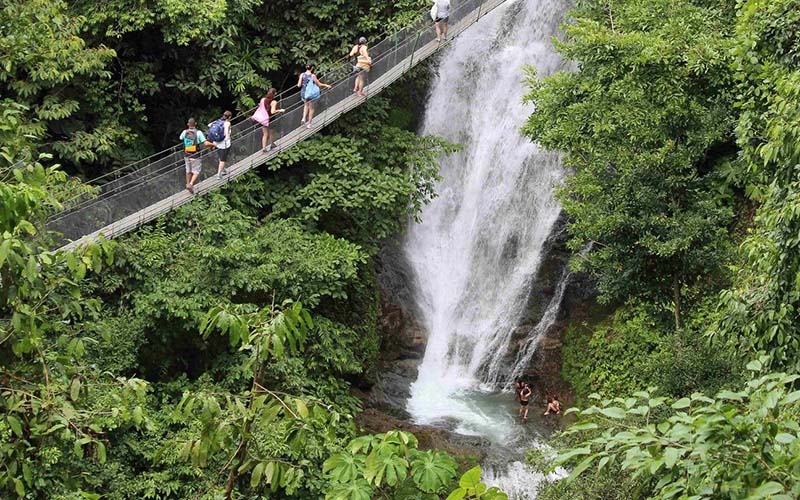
top-left (3, 0), bottom-right (800, 498)
top-left (524, 0), bottom-right (800, 498)
top-left (1, 0), bottom-right (508, 498)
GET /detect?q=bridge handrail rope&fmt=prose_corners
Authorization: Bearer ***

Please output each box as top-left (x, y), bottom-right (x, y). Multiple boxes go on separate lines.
top-left (48, 0), bottom-right (505, 248)
top-left (49, 23), bottom-right (434, 218)
top-left (55, 2), bottom-right (438, 207)
top-left (53, 2), bottom-right (449, 212)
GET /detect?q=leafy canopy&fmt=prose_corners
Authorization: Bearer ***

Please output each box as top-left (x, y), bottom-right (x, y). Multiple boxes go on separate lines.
top-left (549, 359), bottom-right (800, 500)
top-left (717, 0), bottom-right (800, 373)
top-left (523, 0), bottom-right (737, 329)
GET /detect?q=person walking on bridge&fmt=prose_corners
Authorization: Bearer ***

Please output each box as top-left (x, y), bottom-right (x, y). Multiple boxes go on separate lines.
top-left (208, 110), bottom-right (232, 179)
top-left (252, 88), bottom-right (285, 152)
top-left (349, 37), bottom-right (371, 97)
top-left (431, 0), bottom-right (451, 42)
top-left (180, 118), bottom-right (212, 194)
top-left (297, 64), bottom-right (331, 129)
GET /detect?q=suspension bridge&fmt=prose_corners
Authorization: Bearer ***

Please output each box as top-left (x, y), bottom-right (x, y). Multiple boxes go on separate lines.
top-left (47, 0), bottom-right (507, 251)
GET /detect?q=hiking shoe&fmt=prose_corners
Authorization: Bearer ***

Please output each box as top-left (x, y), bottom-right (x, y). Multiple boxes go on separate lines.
top-left (187, 184), bottom-right (194, 194)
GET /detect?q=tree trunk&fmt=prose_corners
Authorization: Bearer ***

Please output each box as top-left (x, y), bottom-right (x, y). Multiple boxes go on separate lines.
top-left (224, 363), bottom-right (265, 499)
top-left (673, 273), bottom-right (682, 330)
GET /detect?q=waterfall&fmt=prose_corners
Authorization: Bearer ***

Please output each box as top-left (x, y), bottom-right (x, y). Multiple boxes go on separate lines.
top-left (404, 0), bottom-right (568, 436)
top-left (507, 269), bottom-right (571, 384)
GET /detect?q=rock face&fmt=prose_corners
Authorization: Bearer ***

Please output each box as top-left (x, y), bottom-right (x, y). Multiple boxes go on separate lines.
top-left (522, 214), bottom-right (571, 326)
top-left (365, 213), bottom-right (596, 445)
top-left (378, 299), bottom-right (426, 363)
top-left (515, 213), bottom-right (599, 412)
top-left (356, 408), bottom-right (490, 463)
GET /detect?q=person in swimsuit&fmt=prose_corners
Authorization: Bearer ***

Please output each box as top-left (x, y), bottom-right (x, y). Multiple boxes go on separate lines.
top-left (544, 395), bottom-right (561, 416)
top-left (433, 0), bottom-right (451, 42)
top-left (519, 383), bottom-right (532, 421)
top-left (297, 64), bottom-right (331, 128)
top-left (349, 37), bottom-right (371, 97)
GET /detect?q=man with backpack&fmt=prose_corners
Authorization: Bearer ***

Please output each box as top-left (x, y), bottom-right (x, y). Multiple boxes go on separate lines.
top-left (180, 118), bottom-right (212, 193)
top-left (208, 111), bottom-right (232, 180)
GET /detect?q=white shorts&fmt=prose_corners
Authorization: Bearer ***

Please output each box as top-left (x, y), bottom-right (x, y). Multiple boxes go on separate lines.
top-left (184, 157), bottom-right (201, 175)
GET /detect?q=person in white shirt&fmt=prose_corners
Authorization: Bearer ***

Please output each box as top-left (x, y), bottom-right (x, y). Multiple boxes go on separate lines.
top-left (210, 110), bottom-right (232, 179)
top-left (433, 0), bottom-right (451, 42)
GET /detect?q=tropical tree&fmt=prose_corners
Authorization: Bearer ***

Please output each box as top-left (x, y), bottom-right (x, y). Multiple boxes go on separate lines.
top-left (324, 430), bottom-right (459, 500)
top-left (717, 0), bottom-right (800, 373)
top-left (0, 145), bottom-right (148, 498)
top-left (524, 0), bottom-right (737, 329)
top-left (544, 359), bottom-right (800, 500)
top-left (171, 301), bottom-right (349, 499)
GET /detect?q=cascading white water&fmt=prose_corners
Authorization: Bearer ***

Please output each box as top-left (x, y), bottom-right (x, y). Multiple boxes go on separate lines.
top-left (404, 0), bottom-right (568, 444)
top-left (507, 269), bottom-right (571, 384)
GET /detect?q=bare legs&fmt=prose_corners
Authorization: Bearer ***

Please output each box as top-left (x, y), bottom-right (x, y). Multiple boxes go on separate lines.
top-left (261, 127), bottom-right (278, 150)
top-left (302, 101), bottom-right (317, 128)
top-left (185, 159), bottom-right (200, 193)
top-left (435, 20), bottom-right (449, 42)
top-left (353, 72), bottom-right (367, 97)
top-left (261, 126), bottom-right (269, 152)
top-left (186, 172), bottom-right (200, 193)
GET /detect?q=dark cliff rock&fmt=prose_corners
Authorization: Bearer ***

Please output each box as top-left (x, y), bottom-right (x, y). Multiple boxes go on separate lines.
top-left (355, 408), bottom-right (490, 464)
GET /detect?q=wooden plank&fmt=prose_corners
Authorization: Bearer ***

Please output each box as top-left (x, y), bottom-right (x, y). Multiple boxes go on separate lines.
top-left (59, 0), bottom-right (506, 252)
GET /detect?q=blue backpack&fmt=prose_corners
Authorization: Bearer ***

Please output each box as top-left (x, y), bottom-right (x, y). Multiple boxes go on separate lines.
top-left (208, 119), bottom-right (226, 142)
top-left (304, 78), bottom-right (321, 101)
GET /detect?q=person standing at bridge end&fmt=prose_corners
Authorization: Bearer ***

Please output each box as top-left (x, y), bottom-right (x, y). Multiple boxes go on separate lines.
top-left (180, 118), bottom-right (212, 194)
top-left (431, 0), bottom-right (451, 43)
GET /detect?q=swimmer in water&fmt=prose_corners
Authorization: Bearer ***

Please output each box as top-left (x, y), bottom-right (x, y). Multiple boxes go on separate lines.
top-left (519, 383), bottom-right (532, 421)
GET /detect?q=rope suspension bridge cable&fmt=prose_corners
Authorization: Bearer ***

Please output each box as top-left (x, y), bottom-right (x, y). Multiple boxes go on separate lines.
top-left (54, 2), bottom-right (440, 205)
top-left (48, 0), bottom-right (507, 251)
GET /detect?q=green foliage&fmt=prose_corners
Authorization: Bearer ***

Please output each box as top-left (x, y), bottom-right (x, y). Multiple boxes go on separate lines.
top-left (563, 301), bottom-right (743, 400)
top-left (265, 98), bottom-right (455, 253)
top-left (0, 0), bottom-right (122, 166)
top-left (717, 0), bottom-right (800, 373)
top-left (0, 157), bottom-right (148, 498)
top-left (169, 301), bottom-right (350, 498)
top-left (562, 305), bottom-right (663, 398)
top-left (445, 466), bottom-right (508, 500)
top-left (104, 193), bottom-right (364, 321)
top-left (524, 0), bottom-right (737, 329)
top-left (528, 446), bottom-right (638, 500)
top-left (324, 430), bottom-right (459, 499)
top-left (526, 0), bottom-right (800, 499)
top-left (550, 361), bottom-right (800, 500)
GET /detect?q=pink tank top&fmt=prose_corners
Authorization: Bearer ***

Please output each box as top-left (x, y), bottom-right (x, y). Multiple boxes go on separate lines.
top-left (252, 98), bottom-right (270, 127)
